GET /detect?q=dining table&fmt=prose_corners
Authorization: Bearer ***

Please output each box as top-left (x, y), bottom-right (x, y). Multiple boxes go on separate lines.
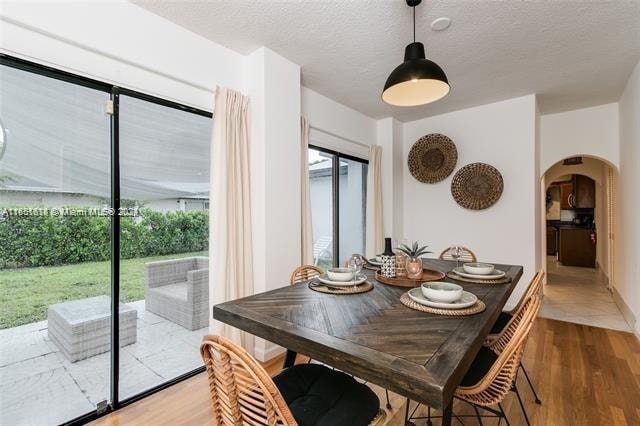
top-left (213, 258), bottom-right (523, 426)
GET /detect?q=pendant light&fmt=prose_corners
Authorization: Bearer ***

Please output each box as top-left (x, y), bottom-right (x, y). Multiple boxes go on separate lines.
top-left (382, 0), bottom-right (450, 107)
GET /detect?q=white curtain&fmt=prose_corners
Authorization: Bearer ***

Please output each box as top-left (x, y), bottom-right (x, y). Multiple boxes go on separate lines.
top-left (300, 117), bottom-right (314, 265)
top-left (366, 145), bottom-right (384, 258)
top-left (210, 87), bottom-right (254, 354)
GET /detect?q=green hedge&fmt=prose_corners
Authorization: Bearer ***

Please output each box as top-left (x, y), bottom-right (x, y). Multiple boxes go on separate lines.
top-left (0, 208), bottom-right (208, 268)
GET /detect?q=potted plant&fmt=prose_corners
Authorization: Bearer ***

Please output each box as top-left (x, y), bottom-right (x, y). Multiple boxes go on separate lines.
top-left (396, 242), bottom-right (432, 279)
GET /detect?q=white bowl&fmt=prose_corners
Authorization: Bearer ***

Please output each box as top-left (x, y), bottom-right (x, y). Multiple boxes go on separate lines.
top-left (463, 262), bottom-right (495, 276)
top-left (326, 267), bottom-right (356, 282)
top-left (421, 282), bottom-right (463, 303)
top-left (375, 255), bottom-right (383, 262)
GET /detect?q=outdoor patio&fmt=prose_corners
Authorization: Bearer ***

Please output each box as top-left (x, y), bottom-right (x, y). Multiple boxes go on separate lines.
top-left (0, 300), bottom-right (207, 426)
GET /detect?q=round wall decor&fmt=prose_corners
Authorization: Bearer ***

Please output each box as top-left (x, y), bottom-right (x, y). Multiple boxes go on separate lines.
top-left (407, 133), bottom-right (457, 184)
top-left (451, 163), bottom-right (504, 210)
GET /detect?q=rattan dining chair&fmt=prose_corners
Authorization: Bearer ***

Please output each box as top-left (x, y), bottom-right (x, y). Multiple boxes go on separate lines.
top-left (200, 334), bottom-right (385, 426)
top-left (439, 246), bottom-right (477, 263)
top-left (487, 270), bottom-right (545, 405)
top-left (455, 295), bottom-right (541, 425)
top-left (289, 265), bottom-right (323, 285)
top-left (406, 295), bottom-right (541, 426)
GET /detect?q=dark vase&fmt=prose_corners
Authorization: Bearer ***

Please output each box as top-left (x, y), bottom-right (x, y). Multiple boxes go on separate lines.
top-left (381, 238), bottom-right (396, 278)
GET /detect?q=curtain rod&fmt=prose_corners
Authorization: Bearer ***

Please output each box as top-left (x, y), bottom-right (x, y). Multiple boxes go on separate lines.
top-left (309, 125), bottom-right (371, 149)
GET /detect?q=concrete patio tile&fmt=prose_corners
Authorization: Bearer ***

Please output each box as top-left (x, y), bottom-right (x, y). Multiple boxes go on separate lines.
top-left (0, 299), bottom-right (207, 424)
top-left (0, 325), bottom-right (55, 367)
top-left (0, 352), bottom-right (64, 385)
top-left (0, 365), bottom-right (93, 426)
top-left (136, 341), bottom-right (203, 380)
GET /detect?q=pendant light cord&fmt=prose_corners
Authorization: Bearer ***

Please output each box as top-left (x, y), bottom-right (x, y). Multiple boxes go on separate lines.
top-left (413, 6), bottom-right (416, 42)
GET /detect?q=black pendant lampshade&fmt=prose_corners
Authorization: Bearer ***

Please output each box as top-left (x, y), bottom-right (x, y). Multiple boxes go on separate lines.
top-left (382, 0), bottom-right (450, 107)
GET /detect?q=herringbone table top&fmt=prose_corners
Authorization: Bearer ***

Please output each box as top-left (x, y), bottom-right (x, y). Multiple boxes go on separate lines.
top-left (214, 259), bottom-right (523, 409)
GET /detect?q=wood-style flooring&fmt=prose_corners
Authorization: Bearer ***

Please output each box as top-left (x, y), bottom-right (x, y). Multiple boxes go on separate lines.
top-left (91, 318), bottom-right (640, 426)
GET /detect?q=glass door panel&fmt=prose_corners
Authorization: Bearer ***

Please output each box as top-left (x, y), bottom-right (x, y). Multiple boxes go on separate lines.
top-left (0, 64), bottom-right (111, 425)
top-left (308, 148), bottom-right (335, 270)
top-left (117, 94), bottom-right (211, 400)
top-left (338, 158), bottom-right (368, 265)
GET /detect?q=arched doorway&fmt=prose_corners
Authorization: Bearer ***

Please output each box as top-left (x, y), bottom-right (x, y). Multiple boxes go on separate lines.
top-left (539, 155), bottom-right (630, 331)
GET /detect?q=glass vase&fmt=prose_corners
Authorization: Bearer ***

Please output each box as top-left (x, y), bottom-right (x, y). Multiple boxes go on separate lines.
top-left (406, 257), bottom-right (423, 279)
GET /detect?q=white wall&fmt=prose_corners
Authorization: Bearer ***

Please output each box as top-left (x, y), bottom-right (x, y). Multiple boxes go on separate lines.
top-left (376, 118), bottom-right (404, 240)
top-left (617, 60), bottom-right (640, 336)
top-left (247, 47), bottom-right (301, 360)
top-left (301, 87), bottom-right (375, 159)
top-left (540, 103), bottom-right (619, 173)
top-left (402, 95), bottom-right (538, 307)
top-left (0, 0), bottom-right (245, 111)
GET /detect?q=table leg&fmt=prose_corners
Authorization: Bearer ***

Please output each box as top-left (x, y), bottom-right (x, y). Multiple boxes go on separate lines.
top-left (283, 350), bottom-right (297, 369)
top-left (442, 399), bottom-right (453, 426)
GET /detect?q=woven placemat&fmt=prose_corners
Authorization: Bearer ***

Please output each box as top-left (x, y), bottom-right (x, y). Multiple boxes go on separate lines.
top-left (308, 281), bottom-right (374, 295)
top-left (446, 271), bottom-right (511, 285)
top-left (400, 292), bottom-right (486, 316)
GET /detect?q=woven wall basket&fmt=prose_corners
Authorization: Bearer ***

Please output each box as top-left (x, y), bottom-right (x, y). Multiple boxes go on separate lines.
top-left (408, 133), bottom-right (458, 184)
top-left (451, 163), bottom-right (504, 210)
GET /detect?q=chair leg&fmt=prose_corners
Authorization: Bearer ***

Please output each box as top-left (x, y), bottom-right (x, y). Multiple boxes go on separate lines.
top-left (427, 406), bottom-right (432, 426)
top-left (498, 403), bottom-right (510, 426)
top-left (521, 362), bottom-right (542, 404)
top-left (385, 389), bottom-right (392, 409)
top-left (473, 404), bottom-right (483, 425)
top-left (404, 398), bottom-right (413, 426)
top-left (514, 384), bottom-right (531, 426)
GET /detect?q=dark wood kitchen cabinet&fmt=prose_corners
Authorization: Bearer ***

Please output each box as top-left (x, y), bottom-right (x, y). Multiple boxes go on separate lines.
top-left (546, 226), bottom-right (558, 255)
top-left (557, 176), bottom-right (595, 209)
top-left (559, 228), bottom-right (596, 267)
top-left (573, 175), bottom-right (595, 208)
top-left (560, 182), bottom-right (573, 209)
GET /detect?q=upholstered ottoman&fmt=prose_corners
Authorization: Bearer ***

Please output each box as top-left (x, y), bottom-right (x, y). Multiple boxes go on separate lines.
top-left (48, 295), bottom-right (137, 362)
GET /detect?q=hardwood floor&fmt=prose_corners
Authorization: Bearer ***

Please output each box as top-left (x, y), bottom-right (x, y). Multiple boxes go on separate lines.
top-left (91, 318), bottom-right (640, 426)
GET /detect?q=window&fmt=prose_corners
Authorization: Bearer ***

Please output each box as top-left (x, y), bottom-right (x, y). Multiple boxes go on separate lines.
top-left (308, 146), bottom-right (368, 269)
top-left (0, 55), bottom-right (212, 425)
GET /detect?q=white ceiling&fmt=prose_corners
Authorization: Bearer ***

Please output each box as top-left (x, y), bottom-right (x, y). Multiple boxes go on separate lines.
top-left (132, 0), bottom-right (640, 122)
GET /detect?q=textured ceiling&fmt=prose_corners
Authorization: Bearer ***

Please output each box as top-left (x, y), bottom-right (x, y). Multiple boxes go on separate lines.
top-left (132, 0), bottom-right (640, 122)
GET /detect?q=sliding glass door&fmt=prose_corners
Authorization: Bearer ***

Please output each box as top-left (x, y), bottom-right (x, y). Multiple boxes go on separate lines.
top-left (117, 94), bottom-right (211, 400)
top-left (308, 145), bottom-right (368, 269)
top-left (0, 56), bottom-right (212, 425)
top-left (0, 61), bottom-right (112, 425)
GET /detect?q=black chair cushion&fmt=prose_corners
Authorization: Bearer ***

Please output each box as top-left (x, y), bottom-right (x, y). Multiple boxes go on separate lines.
top-left (490, 311), bottom-right (512, 334)
top-left (273, 363), bottom-right (379, 426)
top-left (460, 346), bottom-right (499, 387)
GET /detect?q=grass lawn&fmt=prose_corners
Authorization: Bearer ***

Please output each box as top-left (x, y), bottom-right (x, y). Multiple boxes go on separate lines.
top-left (0, 251), bottom-right (207, 329)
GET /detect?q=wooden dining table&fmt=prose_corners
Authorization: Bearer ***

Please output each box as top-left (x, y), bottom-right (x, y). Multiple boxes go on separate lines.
top-left (213, 259), bottom-right (523, 426)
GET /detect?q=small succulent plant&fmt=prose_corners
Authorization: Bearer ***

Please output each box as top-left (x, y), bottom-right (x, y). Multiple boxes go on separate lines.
top-left (396, 241), bottom-right (432, 259)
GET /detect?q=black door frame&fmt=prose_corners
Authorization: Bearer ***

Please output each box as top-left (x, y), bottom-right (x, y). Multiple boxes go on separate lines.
top-left (308, 144), bottom-right (369, 267)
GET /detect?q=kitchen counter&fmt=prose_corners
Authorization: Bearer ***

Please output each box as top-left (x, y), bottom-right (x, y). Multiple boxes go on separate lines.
top-left (557, 227), bottom-right (596, 267)
top-left (547, 221), bottom-right (592, 230)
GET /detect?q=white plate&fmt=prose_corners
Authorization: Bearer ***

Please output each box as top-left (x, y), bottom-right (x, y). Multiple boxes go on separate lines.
top-left (452, 267), bottom-right (506, 280)
top-left (408, 288), bottom-right (478, 309)
top-left (317, 274), bottom-right (368, 287)
top-left (368, 259), bottom-right (382, 266)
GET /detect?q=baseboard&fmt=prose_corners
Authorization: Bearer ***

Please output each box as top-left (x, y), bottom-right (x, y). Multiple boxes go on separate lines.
top-left (253, 339), bottom-right (286, 362)
top-left (611, 286), bottom-right (638, 336)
